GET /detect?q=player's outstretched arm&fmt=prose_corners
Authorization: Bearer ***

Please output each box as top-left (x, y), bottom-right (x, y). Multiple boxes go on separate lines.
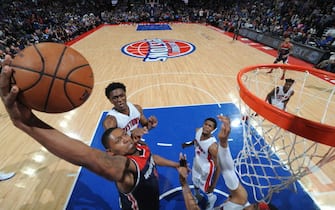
top-left (0, 63), bottom-right (128, 182)
top-left (207, 143), bottom-right (221, 193)
top-left (153, 154), bottom-right (179, 168)
top-left (217, 115), bottom-right (231, 148)
top-left (265, 88), bottom-right (276, 104)
top-left (178, 153), bottom-right (201, 210)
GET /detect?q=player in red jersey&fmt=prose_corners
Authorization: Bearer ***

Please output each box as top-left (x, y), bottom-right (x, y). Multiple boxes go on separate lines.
top-left (267, 37), bottom-right (293, 80)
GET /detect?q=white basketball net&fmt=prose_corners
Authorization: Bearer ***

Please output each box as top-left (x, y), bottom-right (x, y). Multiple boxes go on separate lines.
top-left (235, 65), bottom-right (335, 202)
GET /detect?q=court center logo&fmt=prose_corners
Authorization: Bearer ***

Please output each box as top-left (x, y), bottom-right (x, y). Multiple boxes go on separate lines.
top-left (121, 38), bottom-right (196, 62)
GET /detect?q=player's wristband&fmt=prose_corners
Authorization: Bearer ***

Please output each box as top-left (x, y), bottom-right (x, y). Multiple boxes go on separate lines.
top-left (179, 159), bottom-right (187, 167)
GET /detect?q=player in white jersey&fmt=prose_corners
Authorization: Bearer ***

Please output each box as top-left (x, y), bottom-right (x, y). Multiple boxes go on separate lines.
top-left (103, 82), bottom-right (158, 138)
top-left (183, 117), bottom-right (221, 210)
top-left (106, 102), bottom-right (141, 136)
top-left (178, 115), bottom-right (278, 210)
top-left (265, 79), bottom-right (295, 111)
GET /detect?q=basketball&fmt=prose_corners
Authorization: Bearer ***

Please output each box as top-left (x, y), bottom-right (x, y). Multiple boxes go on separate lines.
top-left (10, 42), bottom-right (94, 113)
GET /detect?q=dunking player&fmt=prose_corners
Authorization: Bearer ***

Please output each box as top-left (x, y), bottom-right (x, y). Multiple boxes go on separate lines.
top-left (178, 115), bottom-right (278, 210)
top-left (103, 82), bottom-right (158, 137)
top-left (265, 78), bottom-right (295, 111)
top-left (267, 37), bottom-right (293, 80)
top-left (0, 56), bottom-right (179, 210)
top-left (182, 117), bottom-right (221, 210)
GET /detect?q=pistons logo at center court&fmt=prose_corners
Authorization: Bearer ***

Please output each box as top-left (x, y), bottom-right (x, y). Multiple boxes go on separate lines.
top-left (121, 39), bottom-right (196, 62)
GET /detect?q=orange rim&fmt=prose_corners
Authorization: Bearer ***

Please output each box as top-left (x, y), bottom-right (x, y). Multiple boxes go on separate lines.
top-left (237, 64), bottom-right (335, 147)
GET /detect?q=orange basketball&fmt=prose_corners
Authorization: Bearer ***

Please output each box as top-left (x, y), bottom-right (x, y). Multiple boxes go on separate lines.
top-left (10, 42), bottom-right (94, 113)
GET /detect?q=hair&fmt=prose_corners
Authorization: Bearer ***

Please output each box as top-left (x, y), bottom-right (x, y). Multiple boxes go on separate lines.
top-left (105, 82), bottom-right (126, 99)
top-left (101, 127), bottom-right (118, 149)
top-left (285, 78), bottom-right (295, 84)
top-left (204, 117), bottom-right (217, 129)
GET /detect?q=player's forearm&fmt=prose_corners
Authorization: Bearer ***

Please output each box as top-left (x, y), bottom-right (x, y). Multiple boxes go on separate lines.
top-left (218, 132), bottom-right (229, 147)
top-left (153, 154), bottom-right (179, 168)
top-left (17, 113), bottom-right (93, 167)
top-left (20, 120), bottom-right (123, 179)
top-left (209, 153), bottom-right (221, 190)
top-left (181, 183), bottom-right (201, 210)
top-left (103, 117), bottom-right (117, 130)
top-left (211, 167), bottom-right (221, 189)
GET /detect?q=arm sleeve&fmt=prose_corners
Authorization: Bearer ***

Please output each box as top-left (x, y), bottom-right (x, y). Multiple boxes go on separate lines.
top-left (218, 145), bottom-right (240, 190)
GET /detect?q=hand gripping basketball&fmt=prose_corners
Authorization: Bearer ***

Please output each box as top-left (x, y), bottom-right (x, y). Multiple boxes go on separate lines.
top-left (10, 42), bottom-right (94, 113)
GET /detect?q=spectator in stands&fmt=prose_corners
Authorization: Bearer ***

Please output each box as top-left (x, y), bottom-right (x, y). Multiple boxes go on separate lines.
top-left (315, 55), bottom-right (335, 73)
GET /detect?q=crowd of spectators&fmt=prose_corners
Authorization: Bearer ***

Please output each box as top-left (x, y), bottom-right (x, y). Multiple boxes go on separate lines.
top-left (1, 0), bottom-right (335, 63)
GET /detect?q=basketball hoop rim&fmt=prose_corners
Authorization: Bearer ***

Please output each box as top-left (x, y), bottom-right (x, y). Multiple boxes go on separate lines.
top-left (237, 64), bottom-right (335, 147)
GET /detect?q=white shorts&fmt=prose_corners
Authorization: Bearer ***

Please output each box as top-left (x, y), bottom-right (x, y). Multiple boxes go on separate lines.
top-left (192, 156), bottom-right (212, 192)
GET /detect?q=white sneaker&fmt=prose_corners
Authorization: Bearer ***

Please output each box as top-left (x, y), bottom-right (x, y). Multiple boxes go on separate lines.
top-left (206, 194), bottom-right (217, 210)
top-left (0, 172), bottom-right (15, 181)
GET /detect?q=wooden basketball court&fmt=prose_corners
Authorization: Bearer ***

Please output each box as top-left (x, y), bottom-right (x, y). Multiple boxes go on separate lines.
top-left (0, 23), bottom-right (334, 209)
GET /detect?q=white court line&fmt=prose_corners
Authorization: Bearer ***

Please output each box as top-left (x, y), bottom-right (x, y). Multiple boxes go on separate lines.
top-left (95, 72), bottom-right (237, 86)
top-left (127, 82), bottom-right (222, 108)
top-left (157, 142), bottom-right (173, 147)
top-left (159, 185), bottom-right (229, 200)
